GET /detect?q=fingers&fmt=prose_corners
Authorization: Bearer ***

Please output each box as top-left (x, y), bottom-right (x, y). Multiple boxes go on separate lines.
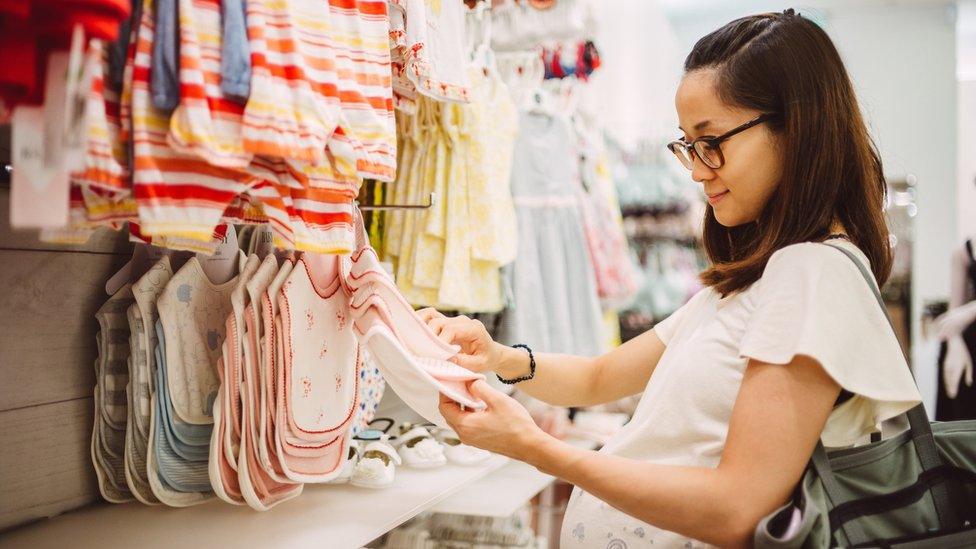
top-left (432, 319), bottom-right (481, 347)
top-left (417, 308), bottom-right (445, 323)
top-left (438, 325), bottom-right (464, 346)
top-left (439, 396), bottom-right (462, 420)
top-left (439, 395), bottom-right (470, 431)
top-left (450, 353), bottom-right (483, 371)
top-left (427, 316), bottom-right (451, 336)
top-left (467, 378), bottom-right (503, 406)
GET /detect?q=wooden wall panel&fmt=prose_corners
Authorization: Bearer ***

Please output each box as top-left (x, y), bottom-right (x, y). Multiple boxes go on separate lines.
top-left (0, 183), bottom-right (133, 532)
top-left (0, 249), bottom-right (129, 412)
top-left (0, 398), bottom-right (98, 532)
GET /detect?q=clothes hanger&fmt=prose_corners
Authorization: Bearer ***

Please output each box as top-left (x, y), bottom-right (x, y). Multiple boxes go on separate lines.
top-left (196, 224), bottom-right (241, 285)
top-left (104, 225), bottom-right (173, 295)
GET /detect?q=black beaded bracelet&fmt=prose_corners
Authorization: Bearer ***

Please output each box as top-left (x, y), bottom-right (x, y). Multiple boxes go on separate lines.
top-left (497, 344), bottom-right (536, 385)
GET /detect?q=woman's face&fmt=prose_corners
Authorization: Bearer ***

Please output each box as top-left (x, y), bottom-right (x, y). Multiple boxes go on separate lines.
top-left (675, 69), bottom-right (783, 227)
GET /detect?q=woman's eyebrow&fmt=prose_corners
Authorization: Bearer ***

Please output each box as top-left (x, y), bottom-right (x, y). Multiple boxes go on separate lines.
top-left (677, 120), bottom-right (712, 132)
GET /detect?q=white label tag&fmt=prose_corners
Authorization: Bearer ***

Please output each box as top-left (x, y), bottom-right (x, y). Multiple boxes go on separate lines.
top-left (250, 225), bottom-right (276, 259)
top-left (10, 106), bottom-right (70, 228)
top-left (199, 225), bottom-right (240, 284)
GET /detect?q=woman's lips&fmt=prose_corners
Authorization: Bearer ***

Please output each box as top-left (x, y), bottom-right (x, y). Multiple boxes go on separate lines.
top-left (706, 190), bottom-right (729, 205)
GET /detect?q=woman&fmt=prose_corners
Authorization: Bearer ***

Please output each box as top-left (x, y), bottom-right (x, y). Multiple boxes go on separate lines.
top-left (419, 10), bottom-right (922, 549)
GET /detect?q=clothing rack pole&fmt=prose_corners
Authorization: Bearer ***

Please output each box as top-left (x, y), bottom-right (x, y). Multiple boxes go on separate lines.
top-left (357, 192), bottom-right (437, 211)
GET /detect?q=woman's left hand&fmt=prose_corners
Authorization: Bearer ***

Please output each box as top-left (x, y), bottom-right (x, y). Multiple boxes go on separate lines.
top-left (439, 379), bottom-right (547, 462)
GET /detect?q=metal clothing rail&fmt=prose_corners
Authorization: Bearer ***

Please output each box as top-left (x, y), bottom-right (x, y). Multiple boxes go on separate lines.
top-left (357, 192), bottom-right (437, 211)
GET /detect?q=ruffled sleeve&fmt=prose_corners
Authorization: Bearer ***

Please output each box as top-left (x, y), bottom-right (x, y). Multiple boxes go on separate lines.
top-left (739, 243), bottom-right (921, 447)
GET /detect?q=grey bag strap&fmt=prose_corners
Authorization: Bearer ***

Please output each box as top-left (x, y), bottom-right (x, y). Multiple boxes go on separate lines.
top-left (811, 443), bottom-right (871, 545)
top-left (823, 244), bottom-right (938, 449)
top-left (812, 243), bottom-right (958, 539)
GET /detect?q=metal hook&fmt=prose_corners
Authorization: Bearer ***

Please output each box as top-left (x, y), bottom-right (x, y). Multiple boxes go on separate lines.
top-left (357, 192), bottom-right (437, 211)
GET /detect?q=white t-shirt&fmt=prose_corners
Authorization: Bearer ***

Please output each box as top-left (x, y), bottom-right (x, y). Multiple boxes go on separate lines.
top-left (560, 241), bottom-right (922, 549)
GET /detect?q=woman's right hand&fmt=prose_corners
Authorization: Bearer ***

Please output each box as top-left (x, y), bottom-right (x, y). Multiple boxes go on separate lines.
top-left (417, 308), bottom-right (504, 374)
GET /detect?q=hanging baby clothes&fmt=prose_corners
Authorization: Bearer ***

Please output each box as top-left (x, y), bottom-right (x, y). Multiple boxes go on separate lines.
top-left (240, 0), bottom-right (394, 179)
top-left (389, 0), bottom-right (472, 108)
top-left (465, 65), bottom-right (520, 279)
top-left (38, 0), bottom-right (400, 256)
top-left (573, 115), bottom-right (640, 309)
top-left (382, 101), bottom-right (470, 312)
top-left (272, 253), bottom-right (360, 483)
top-left (398, 98), bottom-right (476, 310)
top-left (150, 0), bottom-right (178, 112)
top-left (497, 111), bottom-right (605, 356)
top-left (147, 317), bottom-right (213, 506)
top-left (237, 255), bottom-right (304, 510)
top-left (167, 0), bottom-right (253, 168)
top-left (130, 0), bottom-right (255, 247)
top-left (123, 256), bottom-right (181, 505)
top-left (211, 253), bottom-right (263, 505)
top-left (382, 67), bottom-right (519, 313)
top-left (92, 283), bottom-right (136, 503)
top-left (220, 0), bottom-right (250, 103)
top-left (149, 248), bottom-right (249, 505)
top-left (490, 0), bottom-right (592, 53)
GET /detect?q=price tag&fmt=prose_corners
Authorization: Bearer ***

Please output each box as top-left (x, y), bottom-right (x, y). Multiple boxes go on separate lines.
top-left (10, 106), bottom-right (70, 227)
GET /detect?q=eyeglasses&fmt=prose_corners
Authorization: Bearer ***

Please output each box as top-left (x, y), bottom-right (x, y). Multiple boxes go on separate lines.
top-left (667, 113), bottom-right (777, 170)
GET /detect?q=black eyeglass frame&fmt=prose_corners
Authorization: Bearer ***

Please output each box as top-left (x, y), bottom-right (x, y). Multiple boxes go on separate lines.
top-left (667, 112), bottom-right (778, 170)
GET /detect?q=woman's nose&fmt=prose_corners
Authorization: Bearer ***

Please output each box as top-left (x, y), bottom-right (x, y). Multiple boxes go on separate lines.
top-left (691, 156), bottom-right (716, 184)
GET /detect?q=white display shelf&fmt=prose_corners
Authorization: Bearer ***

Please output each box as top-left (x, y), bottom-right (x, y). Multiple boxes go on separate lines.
top-left (1, 455), bottom-right (509, 549)
top-left (430, 459), bottom-right (555, 518)
top-left (430, 438), bottom-right (599, 519)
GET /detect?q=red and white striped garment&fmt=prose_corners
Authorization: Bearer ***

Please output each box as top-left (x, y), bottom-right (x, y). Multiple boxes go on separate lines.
top-left (73, 41), bottom-right (129, 197)
top-left (243, 0), bottom-right (396, 185)
top-left (241, 0), bottom-right (343, 165)
top-left (327, 0), bottom-right (397, 182)
top-left (167, 0), bottom-right (253, 168)
top-left (131, 0), bottom-right (257, 248)
top-left (55, 0), bottom-right (369, 255)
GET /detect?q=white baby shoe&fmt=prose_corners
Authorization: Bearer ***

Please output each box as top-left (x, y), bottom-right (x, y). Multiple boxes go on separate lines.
top-left (396, 425), bottom-right (447, 469)
top-left (350, 437), bottom-right (401, 489)
top-left (435, 428), bottom-right (492, 466)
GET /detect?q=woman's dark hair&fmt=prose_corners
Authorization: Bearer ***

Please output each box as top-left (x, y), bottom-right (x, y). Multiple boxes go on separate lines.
top-left (686, 9), bottom-right (892, 295)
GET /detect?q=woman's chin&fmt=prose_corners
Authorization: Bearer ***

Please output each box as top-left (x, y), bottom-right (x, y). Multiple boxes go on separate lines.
top-left (713, 209), bottom-right (756, 228)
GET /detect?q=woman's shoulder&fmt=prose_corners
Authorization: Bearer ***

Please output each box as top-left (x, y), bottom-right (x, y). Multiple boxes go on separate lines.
top-left (769, 239), bottom-right (866, 265)
top-left (762, 240), bottom-right (870, 282)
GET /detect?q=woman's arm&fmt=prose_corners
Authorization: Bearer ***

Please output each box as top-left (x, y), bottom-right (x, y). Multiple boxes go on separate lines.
top-left (494, 328), bottom-right (667, 407)
top-left (419, 309), bottom-right (667, 407)
top-left (442, 354), bottom-right (841, 548)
